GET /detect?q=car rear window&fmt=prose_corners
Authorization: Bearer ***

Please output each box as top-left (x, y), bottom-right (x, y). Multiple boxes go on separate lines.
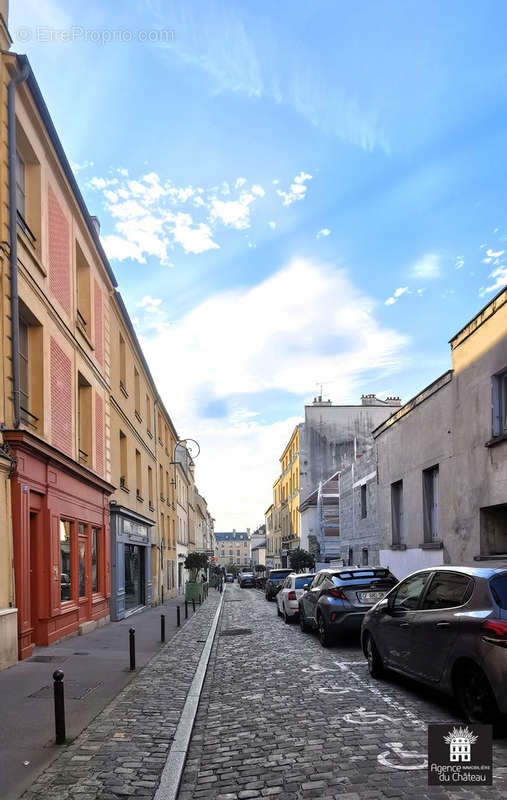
top-left (295, 576), bottom-right (314, 589)
top-left (332, 569), bottom-right (396, 581)
top-left (269, 571), bottom-right (290, 580)
top-left (490, 575), bottom-right (507, 609)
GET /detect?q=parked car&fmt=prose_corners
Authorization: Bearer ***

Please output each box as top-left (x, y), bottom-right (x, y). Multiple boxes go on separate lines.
top-left (225, 573), bottom-right (234, 583)
top-left (239, 571), bottom-right (255, 588)
top-left (299, 567), bottom-right (398, 646)
top-left (265, 568), bottom-right (293, 600)
top-left (361, 564), bottom-right (507, 724)
top-left (276, 573), bottom-right (315, 622)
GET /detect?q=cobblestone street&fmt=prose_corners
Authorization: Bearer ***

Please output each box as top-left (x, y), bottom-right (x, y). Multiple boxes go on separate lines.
top-left (179, 583), bottom-right (507, 800)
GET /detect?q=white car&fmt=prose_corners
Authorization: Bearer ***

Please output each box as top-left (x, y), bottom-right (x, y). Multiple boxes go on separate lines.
top-left (276, 572), bottom-right (316, 623)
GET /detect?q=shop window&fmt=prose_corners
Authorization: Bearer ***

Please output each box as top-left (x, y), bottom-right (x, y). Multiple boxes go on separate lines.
top-left (119, 333), bottom-right (127, 393)
top-left (16, 126), bottom-right (42, 255)
top-left (91, 527), bottom-right (99, 593)
top-left (78, 372), bottom-right (92, 465)
top-left (76, 242), bottom-right (91, 335)
top-left (78, 540), bottom-right (86, 597)
top-left (120, 430), bottom-right (128, 489)
top-left (60, 520), bottom-right (72, 602)
top-left (18, 301), bottom-right (43, 430)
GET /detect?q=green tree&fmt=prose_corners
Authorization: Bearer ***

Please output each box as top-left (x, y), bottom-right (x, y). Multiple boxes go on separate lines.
top-left (184, 552), bottom-right (209, 581)
top-left (288, 548), bottom-right (315, 572)
top-left (254, 564), bottom-right (266, 574)
top-left (225, 563), bottom-right (240, 577)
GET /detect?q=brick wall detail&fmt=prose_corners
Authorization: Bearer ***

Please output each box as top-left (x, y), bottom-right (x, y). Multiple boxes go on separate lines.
top-left (50, 337), bottom-right (72, 456)
top-left (48, 187), bottom-right (71, 315)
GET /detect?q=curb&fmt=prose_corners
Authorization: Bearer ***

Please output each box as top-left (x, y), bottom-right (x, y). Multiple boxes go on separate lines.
top-left (154, 590), bottom-right (225, 800)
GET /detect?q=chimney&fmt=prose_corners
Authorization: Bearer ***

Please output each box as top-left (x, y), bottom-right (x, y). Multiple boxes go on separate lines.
top-left (90, 215), bottom-right (101, 235)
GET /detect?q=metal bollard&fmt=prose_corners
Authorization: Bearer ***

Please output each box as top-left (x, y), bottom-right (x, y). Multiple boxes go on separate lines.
top-left (192, 598), bottom-right (196, 613)
top-left (129, 627), bottom-right (136, 671)
top-left (185, 600), bottom-right (188, 619)
top-left (161, 613), bottom-right (166, 643)
top-left (198, 594), bottom-right (202, 605)
top-left (220, 580), bottom-right (223, 594)
top-left (177, 605), bottom-right (181, 627)
top-left (53, 669), bottom-right (66, 745)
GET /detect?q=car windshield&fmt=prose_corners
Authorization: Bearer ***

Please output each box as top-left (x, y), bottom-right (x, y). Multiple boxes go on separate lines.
top-left (490, 575), bottom-right (507, 608)
top-left (295, 576), bottom-right (313, 589)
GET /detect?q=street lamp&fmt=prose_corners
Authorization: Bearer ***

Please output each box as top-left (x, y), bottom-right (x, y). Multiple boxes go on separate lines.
top-left (169, 438), bottom-right (200, 487)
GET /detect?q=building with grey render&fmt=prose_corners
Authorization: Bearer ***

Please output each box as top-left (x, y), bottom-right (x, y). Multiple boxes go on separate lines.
top-left (299, 394), bottom-right (401, 565)
top-left (374, 287), bottom-right (507, 580)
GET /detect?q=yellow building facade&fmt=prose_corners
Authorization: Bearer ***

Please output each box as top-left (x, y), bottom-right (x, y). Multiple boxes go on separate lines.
top-left (278, 425), bottom-right (301, 566)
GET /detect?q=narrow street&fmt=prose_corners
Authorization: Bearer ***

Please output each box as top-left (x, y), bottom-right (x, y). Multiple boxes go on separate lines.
top-left (178, 583), bottom-right (507, 800)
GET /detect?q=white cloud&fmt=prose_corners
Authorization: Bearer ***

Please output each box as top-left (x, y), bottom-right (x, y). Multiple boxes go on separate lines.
top-left (384, 286), bottom-right (409, 306)
top-left (251, 185), bottom-right (265, 197)
top-left (277, 171), bottom-right (313, 206)
top-left (410, 253), bottom-right (441, 280)
top-left (317, 228), bottom-right (331, 238)
top-left (479, 266), bottom-right (507, 296)
top-left (167, 212), bottom-right (219, 255)
top-left (101, 235), bottom-right (146, 263)
top-left (455, 256), bottom-right (464, 270)
top-left (208, 192), bottom-right (256, 230)
top-left (486, 248), bottom-right (504, 258)
top-left (268, 221), bottom-right (276, 229)
top-left (235, 177), bottom-right (247, 189)
top-left (136, 295), bottom-right (163, 314)
top-left (139, 257), bottom-right (406, 527)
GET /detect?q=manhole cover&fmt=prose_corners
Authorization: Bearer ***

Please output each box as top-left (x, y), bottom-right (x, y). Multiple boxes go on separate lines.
top-left (28, 656), bottom-right (68, 663)
top-left (29, 679), bottom-right (102, 699)
top-left (221, 628), bottom-right (252, 636)
top-left (73, 652), bottom-right (90, 656)
top-left (225, 598), bottom-right (246, 603)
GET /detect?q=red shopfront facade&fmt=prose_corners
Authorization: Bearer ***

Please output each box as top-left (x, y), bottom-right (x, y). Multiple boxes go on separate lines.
top-left (5, 431), bottom-right (114, 660)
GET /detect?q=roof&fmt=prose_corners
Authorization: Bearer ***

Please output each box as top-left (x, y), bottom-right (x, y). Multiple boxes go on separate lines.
top-left (372, 370), bottom-right (452, 439)
top-left (215, 532), bottom-right (249, 541)
top-left (251, 541), bottom-right (266, 551)
top-left (450, 286), bottom-right (507, 346)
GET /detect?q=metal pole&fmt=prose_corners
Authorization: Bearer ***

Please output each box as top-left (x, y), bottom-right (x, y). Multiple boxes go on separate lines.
top-left (177, 606), bottom-right (181, 627)
top-left (53, 670), bottom-right (66, 745)
top-left (192, 598), bottom-right (195, 613)
top-left (161, 614), bottom-right (165, 643)
top-left (185, 600), bottom-right (188, 619)
top-left (129, 628), bottom-right (136, 671)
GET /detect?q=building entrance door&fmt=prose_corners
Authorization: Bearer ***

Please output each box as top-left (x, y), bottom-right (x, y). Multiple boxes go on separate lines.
top-left (124, 544), bottom-right (145, 611)
top-left (78, 523), bottom-right (91, 622)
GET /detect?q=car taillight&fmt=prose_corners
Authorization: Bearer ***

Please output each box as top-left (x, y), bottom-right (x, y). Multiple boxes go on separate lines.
top-left (288, 591), bottom-right (297, 601)
top-left (482, 619), bottom-right (507, 646)
top-left (329, 588), bottom-right (346, 600)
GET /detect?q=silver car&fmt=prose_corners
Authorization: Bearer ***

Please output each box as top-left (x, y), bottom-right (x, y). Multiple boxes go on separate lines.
top-left (361, 564), bottom-right (507, 723)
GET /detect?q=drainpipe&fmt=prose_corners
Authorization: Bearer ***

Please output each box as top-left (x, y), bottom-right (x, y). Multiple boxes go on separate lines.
top-left (8, 57), bottom-right (30, 428)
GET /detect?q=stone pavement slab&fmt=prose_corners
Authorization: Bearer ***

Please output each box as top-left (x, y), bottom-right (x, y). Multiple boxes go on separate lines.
top-left (16, 589), bottom-right (221, 800)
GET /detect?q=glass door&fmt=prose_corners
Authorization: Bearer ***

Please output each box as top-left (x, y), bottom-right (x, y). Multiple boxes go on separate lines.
top-left (78, 523), bottom-right (91, 621)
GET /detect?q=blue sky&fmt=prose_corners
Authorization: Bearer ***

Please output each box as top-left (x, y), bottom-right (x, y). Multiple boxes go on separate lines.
top-left (12, 0), bottom-right (507, 529)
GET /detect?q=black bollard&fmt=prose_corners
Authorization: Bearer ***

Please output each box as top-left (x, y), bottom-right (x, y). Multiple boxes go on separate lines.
top-left (192, 598), bottom-right (195, 613)
top-left (177, 605), bottom-right (181, 627)
top-left (161, 613), bottom-right (166, 643)
top-left (220, 580), bottom-right (223, 594)
top-left (198, 594), bottom-right (202, 605)
top-left (129, 627), bottom-right (136, 671)
top-left (185, 600), bottom-right (188, 619)
top-left (53, 669), bottom-right (66, 745)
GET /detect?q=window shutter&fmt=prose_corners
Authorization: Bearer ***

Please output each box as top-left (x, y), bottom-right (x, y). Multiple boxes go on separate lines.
top-left (492, 376), bottom-right (501, 437)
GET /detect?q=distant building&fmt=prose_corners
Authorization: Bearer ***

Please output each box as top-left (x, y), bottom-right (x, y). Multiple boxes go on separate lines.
top-left (215, 530), bottom-right (251, 569)
top-left (251, 541), bottom-right (266, 567)
top-left (374, 288), bottom-right (507, 579)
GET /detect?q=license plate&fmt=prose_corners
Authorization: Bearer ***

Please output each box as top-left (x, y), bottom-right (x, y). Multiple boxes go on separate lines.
top-left (358, 591), bottom-right (384, 603)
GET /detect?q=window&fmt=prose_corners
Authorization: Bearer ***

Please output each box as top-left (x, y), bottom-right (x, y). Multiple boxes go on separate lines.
top-left (16, 151), bottom-right (26, 217)
top-left (392, 572), bottom-right (430, 611)
top-left (76, 242), bottom-right (91, 333)
top-left (423, 466), bottom-right (439, 542)
top-left (361, 484), bottom-right (367, 518)
top-left (91, 527), bottom-right (99, 593)
top-left (160, 464), bottom-right (164, 499)
top-left (60, 520), bottom-right (72, 602)
top-left (18, 304), bottom-right (43, 429)
top-left (146, 394), bottom-right (152, 434)
top-left (119, 430), bottom-right (127, 488)
top-left (19, 317), bottom-right (29, 416)
top-left (134, 367), bottom-right (141, 420)
top-left (148, 466), bottom-right (153, 507)
top-left (78, 372), bottom-right (92, 464)
top-left (136, 450), bottom-right (142, 499)
top-left (492, 369), bottom-right (507, 437)
top-left (119, 334), bottom-right (126, 391)
top-left (391, 480), bottom-right (404, 545)
top-left (362, 548), bottom-right (368, 566)
top-left (421, 572), bottom-right (472, 610)
top-left (348, 547), bottom-right (354, 566)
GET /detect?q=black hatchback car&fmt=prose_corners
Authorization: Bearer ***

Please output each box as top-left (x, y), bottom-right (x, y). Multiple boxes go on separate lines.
top-left (299, 567), bottom-right (398, 646)
top-left (265, 569), bottom-right (292, 600)
top-left (361, 564), bottom-right (507, 723)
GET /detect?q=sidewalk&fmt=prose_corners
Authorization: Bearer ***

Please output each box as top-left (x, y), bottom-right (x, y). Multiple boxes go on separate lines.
top-left (0, 591), bottom-right (217, 800)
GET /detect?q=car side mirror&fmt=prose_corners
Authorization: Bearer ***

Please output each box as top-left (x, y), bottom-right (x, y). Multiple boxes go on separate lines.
top-left (303, 584), bottom-right (309, 591)
top-left (383, 595), bottom-right (395, 615)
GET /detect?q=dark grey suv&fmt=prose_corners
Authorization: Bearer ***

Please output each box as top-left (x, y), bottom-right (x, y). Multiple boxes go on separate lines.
top-left (361, 564), bottom-right (507, 724)
top-left (298, 567), bottom-right (398, 645)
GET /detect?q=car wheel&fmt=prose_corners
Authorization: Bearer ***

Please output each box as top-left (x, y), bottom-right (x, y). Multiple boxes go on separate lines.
top-left (299, 607), bottom-right (310, 633)
top-left (276, 603), bottom-right (281, 617)
top-left (317, 612), bottom-right (332, 647)
top-left (283, 607), bottom-right (290, 624)
top-left (455, 663), bottom-right (498, 724)
top-left (365, 633), bottom-right (384, 679)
